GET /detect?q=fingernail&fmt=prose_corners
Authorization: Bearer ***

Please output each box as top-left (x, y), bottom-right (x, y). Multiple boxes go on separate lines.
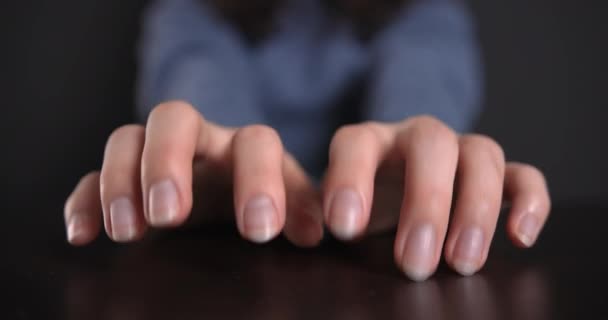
top-left (328, 189), bottom-right (363, 240)
top-left (66, 215), bottom-right (85, 243)
top-left (110, 197), bottom-right (137, 242)
top-left (517, 214), bottom-right (540, 247)
top-left (452, 227), bottom-right (485, 276)
top-left (401, 223), bottom-right (437, 281)
top-left (243, 195), bottom-right (278, 243)
top-left (148, 180), bottom-right (179, 226)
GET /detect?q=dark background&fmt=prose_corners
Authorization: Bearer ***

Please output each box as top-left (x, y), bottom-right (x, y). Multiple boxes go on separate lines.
top-left (1, 0), bottom-right (606, 247)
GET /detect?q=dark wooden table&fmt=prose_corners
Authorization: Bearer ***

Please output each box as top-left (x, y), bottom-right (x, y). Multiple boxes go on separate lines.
top-left (4, 206), bottom-right (607, 319)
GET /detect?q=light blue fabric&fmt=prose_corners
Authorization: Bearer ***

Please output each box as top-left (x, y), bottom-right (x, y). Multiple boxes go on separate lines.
top-left (136, 0), bottom-right (483, 175)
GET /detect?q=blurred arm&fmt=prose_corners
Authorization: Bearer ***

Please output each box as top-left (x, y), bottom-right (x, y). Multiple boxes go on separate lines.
top-left (365, 0), bottom-right (483, 133)
top-left (136, 0), bottom-right (264, 126)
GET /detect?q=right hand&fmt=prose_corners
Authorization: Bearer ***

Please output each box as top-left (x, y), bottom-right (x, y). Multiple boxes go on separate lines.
top-left (64, 101), bottom-right (324, 247)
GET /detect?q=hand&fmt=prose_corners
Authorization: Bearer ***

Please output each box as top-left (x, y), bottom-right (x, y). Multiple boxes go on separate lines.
top-left (64, 101), bottom-right (324, 247)
top-left (321, 116), bottom-right (551, 280)
top-left (64, 101), bottom-right (551, 281)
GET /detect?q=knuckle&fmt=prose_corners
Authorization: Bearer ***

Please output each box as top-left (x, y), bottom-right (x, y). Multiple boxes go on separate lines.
top-left (80, 171), bottom-right (101, 186)
top-left (409, 115), bottom-right (447, 130)
top-left (511, 162), bottom-right (544, 179)
top-left (148, 100), bottom-right (200, 123)
top-left (461, 134), bottom-right (504, 158)
top-left (236, 124), bottom-right (282, 146)
top-left (332, 122), bottom-right (383, 149)
top-left (154, 100), bottom-right (196, 114)
top-left (461, 134), bottom-right (506, 172)
top-left (405, 115), bottom-right (458, 148)
top-left (107, 124), bottom-right (144, 144)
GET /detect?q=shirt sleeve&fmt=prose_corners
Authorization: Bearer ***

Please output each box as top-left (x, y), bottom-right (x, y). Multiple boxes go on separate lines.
top-left (365, 0), bottom-right (483, 133)
top-left (135, 0), bottom-right (264, 126)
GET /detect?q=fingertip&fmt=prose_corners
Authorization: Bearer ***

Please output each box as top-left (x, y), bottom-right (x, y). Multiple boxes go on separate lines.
top-left (146, 179), bottom-right (184, 228)
top-left (66, 214), bottom-right (98, 246)
top-left (446, 248), bottom-right (483, 277)
top-left (398, 223), bottom-right (439, 282)
top-left (505, 163), bottom-right (552, 249)
top-left (445, 226), bottom-right (486, 277)
top-left (108, 197), bottom-right (147, 243)
top-left (325, 188), bottom-right (366, 241)
top-left (64, 172), bottom-right (103, 246)
top-left (507, 198), bottom-right (551, 249)
top-left (285, 213), bottom-right (325, 248)
top-left (241, 194), bottom-right (282, 243)
top-left (516, 214), bottom-right (540, 247)
top-left (509, 211), bottom-right (544, 249)
top-left (451, 261), bottom-right (480, 277)
top-left (285, 230), bottom-right (324, 248)
top-left (403, 268), bottom-right (434, 282)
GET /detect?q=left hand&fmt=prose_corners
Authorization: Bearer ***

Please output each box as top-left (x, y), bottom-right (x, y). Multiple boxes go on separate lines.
top-left (321, 115), bottom-right (551, 280)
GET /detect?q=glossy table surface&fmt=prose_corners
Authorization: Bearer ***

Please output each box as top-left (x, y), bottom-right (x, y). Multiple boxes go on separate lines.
top-left (5, 206), bottom-right (607, 320)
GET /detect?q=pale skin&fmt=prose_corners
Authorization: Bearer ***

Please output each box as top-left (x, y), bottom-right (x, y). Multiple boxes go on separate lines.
top-left (64, 101), bottom-right (551, 281)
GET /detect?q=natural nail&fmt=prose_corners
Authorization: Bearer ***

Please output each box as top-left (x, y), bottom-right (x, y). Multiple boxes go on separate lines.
top-left (66, 215), bottom-right (85, 243)
top-left (110, 197), bottom-right (137, 242)
top-left (243, 195), bottom-right (278, 243)
top-left (328, 189), bottom-right (363, 240)
top-left (452, 227), bottom-right (485, 276)
top-left (148, 180), bottom-right (179, 226)
top-left (517, 214), bottom-right (540, 247)
top-left (401, 223), bottom-right (437, 281)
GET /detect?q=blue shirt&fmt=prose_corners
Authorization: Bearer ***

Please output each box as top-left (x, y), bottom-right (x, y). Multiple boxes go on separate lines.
top-left (137, 0), bottom-right (482, 175)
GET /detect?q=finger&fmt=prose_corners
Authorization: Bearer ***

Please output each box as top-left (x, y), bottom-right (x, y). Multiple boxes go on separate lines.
top-left (323, 122), bottom-right (393, 240)
top-left (445, 135), bottom-right (506, 276)
top-left (282, 153), bottom-right (324, 247)
top-left (232, 125), bottom-right (285, 243)
top-left (64, 172), bottom-right (103, 246)
top-left (393, 116), bottom-right (459, 281)
top-left (141, 101), bottom-right (231, 228)
top-left (504, 163), bottom-right (551, 248)
top-left (100, 124), bottom-right (146, 242)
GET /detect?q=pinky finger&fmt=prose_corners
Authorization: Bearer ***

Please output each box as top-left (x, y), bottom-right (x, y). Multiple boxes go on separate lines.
top-left (64, 172), bottom-right (103, 246)
top-left (504, 163), bottom-right (551, 248)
